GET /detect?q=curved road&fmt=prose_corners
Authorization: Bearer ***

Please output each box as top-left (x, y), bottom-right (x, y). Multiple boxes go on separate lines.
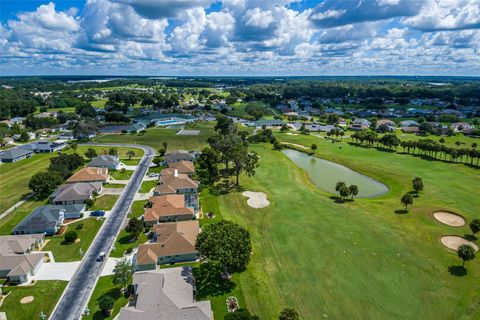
top-left (50, 144), bottom-right (155, 320)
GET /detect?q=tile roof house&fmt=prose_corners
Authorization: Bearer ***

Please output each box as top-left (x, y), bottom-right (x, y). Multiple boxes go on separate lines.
top-left (0, 234), bottom-right (45, 283)
top-left (144, 195), bottom-right (194, 225)
top-left (164, 150), bottom-right (196, 163)
top-left (167, 160), bottom-right (195, 176)
top-left (13, 205), bottom-right (70, 236)
top-left (135, 220), bottom-right (199, 269)
top-left (155, 169), bottom-right (199, 212)
top-left (118, 267), bottom-right (212, 320)
top-left (0, 147), bottom-right (34, 163)
top-left (87, 155), bottom-right (122, 170)
top-left (66, 167), bottom-right (109, 183)
top-left (50, 182), bottom-right (102, 205)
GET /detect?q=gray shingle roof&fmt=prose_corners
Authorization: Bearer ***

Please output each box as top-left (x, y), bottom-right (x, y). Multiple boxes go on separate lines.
top-left (0, 147), bottom-right (33, 160)
top-left (13, 205), bottom-right (70, 234)
top-left (51, 182), bottom-right (102, 203)
top-left (87, 155), bottom-right (120, 169)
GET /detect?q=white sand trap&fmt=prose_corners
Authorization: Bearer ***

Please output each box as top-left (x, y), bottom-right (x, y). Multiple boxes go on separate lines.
top-left (440, 236), bottom-right (478, 252)
top-left (242, 191), bottom-right (270, 209)
top-left (20, 296), bottom-right (34, 304)
top-left (433, 211), bottom-right (465, 227)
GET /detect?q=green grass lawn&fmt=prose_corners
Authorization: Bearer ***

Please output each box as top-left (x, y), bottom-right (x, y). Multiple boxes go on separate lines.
top-left (83, 275), bottom-right (129, 320)
top-left (128, 200), bottom-right (147, 218)
top-left (214, 141), bottom-right (480, 320)
top-left (110, 170), bottom-right (134, 180)
top-left (110, 230), bottom-right (148, 258)
top-left (94, 121), bottom-right (217, 151)
top-left (199, 187), bottom-right (223, 226)
top-left (42, 218), bottom-right (104, 262)
top-left (0, 280), bottom-right (67, 320)
top-left (91, 99), bottom-right (108, 109)
top-left (0, 199), bottom-right (46, 235)
top-left (91, 195), bottom-right (119, 211)
top-left (147, 165), bottom-right (164, 174)
top-left (119, 158), bottom-right (140, 165)
top-left (0, 153), bottom-right (53, 212)
top-left (139, 180), bottom-right (157, 193)
top-left (76, 146), bottom-right (144, 159)
top-left (103, 183), bottom-right (125, 189)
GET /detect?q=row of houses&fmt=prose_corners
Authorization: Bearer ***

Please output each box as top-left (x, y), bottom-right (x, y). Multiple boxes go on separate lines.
top-left (0, 140), bottom-right (66, 163)
top-left (135, 150), bottom-right (201, 271)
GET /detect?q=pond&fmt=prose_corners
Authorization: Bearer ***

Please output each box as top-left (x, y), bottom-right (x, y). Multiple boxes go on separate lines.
top-left (281, 149), bottom-right (388, 198)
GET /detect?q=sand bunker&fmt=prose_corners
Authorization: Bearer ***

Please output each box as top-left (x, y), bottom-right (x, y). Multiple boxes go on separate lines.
top-left (440, 236), bottom-right (478, 252)
top-left (433, 211), bottom-right (465, 227)
top-left (20, 296), bottom-right (34, 304)
top-left (242, 191), bottom-right (270, 209)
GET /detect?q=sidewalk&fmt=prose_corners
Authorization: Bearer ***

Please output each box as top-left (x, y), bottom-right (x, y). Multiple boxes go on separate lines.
top-left (0, 193), bottom-right (33, 220)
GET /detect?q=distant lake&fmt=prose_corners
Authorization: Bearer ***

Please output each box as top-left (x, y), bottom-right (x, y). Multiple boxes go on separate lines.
top-left (282, 149), bottom-right (388, 198)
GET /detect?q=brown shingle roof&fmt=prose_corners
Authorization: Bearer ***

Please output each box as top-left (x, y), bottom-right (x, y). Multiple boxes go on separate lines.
top-left (144, 195), bottom-right (194, 223)
top-left (66, 167), bottom-right (108, 183)
top-left (136, 220), bottom-right (199, 266)
top-left (167, 161), bottom-right (195, 175)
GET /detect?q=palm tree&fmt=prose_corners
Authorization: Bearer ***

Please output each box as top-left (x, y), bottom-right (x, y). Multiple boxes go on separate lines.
top-left (457, 244), bottom-right (476, 267)
top-left (412, 177), bottom-right (423, 194)
top-left (349, 185), bottom-right (359, 199)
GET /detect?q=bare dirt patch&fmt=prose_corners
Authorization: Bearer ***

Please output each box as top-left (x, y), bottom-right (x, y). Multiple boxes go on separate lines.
top-left (440, 236), bottom-right (478, 252)
top-left (433, 211), bottom-right (465, 227)
top-left (242, 191), bottom-right (270, 209)
top-left (20, 296), bottom-right (34, 304)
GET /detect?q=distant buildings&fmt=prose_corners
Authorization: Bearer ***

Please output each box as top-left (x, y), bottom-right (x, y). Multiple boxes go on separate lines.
top-left (164, 150), bottom-right (196, 163)
top-left (0, 148), bottom-right (33, 163)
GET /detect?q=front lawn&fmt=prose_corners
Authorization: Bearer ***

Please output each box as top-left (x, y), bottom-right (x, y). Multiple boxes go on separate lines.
top-left (0, 280), bottom-right (67, 320)
top-left (42, 218), bottom-right (104, 262)
top-left (90, 195), bottom-right (119, 211)
top-left (83, 275), bottom-right (129, 320)
top-left (147, 165), bottom-right (164, 174)
top-left (120, 158), bottom-right (140, 165)
top-left (110, 230), bottom-right (148, 258)
top-left (0, 199), bottom-right (46, 235)
top-left (76, 146), bottom-right (144, 159)
top-left (139, 180), bottom-right (157, 193)
top-left (110, 170), bottom-right (134, 180)
top-left (103, 183), bottom-right (125, 189)
top-left (128, 201), bottom-right (147, 219)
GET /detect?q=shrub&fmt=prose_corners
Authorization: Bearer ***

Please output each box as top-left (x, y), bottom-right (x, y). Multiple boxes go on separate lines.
top-left (125, 247), bottom-right (133, 254)
top-left (76, 223), bottom-right (84, 230)
top-left (98, 295), bottom-right (115, 315)
top-left (64, 231), bottom-right (78, 243)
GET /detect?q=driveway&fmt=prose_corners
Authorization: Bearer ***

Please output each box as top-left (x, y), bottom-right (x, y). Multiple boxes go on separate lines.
top-left (32, 262), bottom-right (81, 281)
top-left (101, 188), bottom-right (124, 195)
top-left (100, 254), bottom-right (135, 277)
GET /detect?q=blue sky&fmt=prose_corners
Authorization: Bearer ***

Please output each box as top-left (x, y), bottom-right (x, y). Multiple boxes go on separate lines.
top-left (0, 0), bottom-right (479, 76)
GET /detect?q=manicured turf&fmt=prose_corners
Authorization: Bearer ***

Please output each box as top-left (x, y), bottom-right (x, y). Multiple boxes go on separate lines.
top-left (215, 141), bottom-right (480, 319)
top-left (119, 158), bottom-right (140, 165)
top-left (0, 153), bottom-right (53, 212)
top-left (0, 280), bottom-right (67, 320)
top-left (76, 146), bottom-right (144, 158)
top-left (0, 199), bottom-right (46, 235)
top-left (42, 218), bottom-right (104, 262)
top-left (110, 170), bottom-right (134, 180)
top-left (83, 275), bottom-right (129, 320)
top-left (128, 200), bottom-right (147, 219)
top-left (90, 195), bottom-right (119, 211)
top-left (91, 99), bottom-right (108, 109)
top-left (103, 183), bottom-right (125, 189)
top-left (139, 180), bottom-right (157, 193)
top-left (110, 230), bottom-right (148, 258)
top-left (94, 121), bottom-right (217, 151)
top-left (199, 187), bottom-right (223, 226)
top-left (147, 165), bottom-right (164, 174)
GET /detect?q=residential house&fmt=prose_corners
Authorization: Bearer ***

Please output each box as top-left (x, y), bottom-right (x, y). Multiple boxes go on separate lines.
top-left (155, 169), bottom-right (199, 211)
top-left (135, 220), bottom-right (199, 269)
top-left (117, 267), bottom-right (212, 320)
top-left (305, 124), bottom-right (336, 132)
top-left (164, 150), bottom-right (196, 163)
top-left (87, 155), bottom-right (122, 170)
top-left (167, 161), bottom-right (195, 176)
top-left (66, 167), bottom-right (109, 183)
top-left (50, 182), bottom-right (102, 205)
top-left (337, 118), bottom-right (347, 127)
top-left (1, 137), bottom-right (14, 146)
top-left (0, 234), bottom-right (45, 283)
top-left (13, 205), bottom-right (66, 235)
top-left (400, 120), bottom-right (419, 127)
top-left (401, 126), bottom-right (420, 134)
top-left (144, 195), bottom-right (194, 225)
top-left (252, 119), bottom-right (284, 128)
top-left (376, 119), bottom-right (396, 127)
top-left (0, 147), bottom-right (34, 163)
top-left (451, 122), bottom-right (473, 132)
top-left (20, 140), bottom-right (66, 153)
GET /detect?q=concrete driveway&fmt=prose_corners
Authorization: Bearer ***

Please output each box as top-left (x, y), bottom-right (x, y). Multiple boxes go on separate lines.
top-left (100, 254), bottom-right (135, 277)
top-left (32, 262), bottom-right (81, 281)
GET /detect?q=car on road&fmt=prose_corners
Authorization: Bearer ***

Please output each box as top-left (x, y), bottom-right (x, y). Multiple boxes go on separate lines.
top-left (148, 173), bottom-right (159, 177)
top-left (97, 252), bottom-right (106, 261)
top-left (90, 210), bottom-right (105, 217)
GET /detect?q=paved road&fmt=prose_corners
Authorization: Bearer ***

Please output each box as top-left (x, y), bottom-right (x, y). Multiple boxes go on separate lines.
top-left (50, 143), bottom-right (154, 320)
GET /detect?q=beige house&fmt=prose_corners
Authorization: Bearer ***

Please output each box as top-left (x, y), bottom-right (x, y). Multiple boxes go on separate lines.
top-left (167, 160), bottom-right (195, 176)
top-left (66, 167), bottom-right (108, 183)
top-left (0, 234), bottom-right (45, 283)
top-left (144, 195), bottom-right (194, 225)
top-left (135, 220), bottom-right (199, 270)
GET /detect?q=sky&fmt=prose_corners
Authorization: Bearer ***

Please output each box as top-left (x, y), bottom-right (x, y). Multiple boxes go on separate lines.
top-left (0, 0), bottom-right (479, 76)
